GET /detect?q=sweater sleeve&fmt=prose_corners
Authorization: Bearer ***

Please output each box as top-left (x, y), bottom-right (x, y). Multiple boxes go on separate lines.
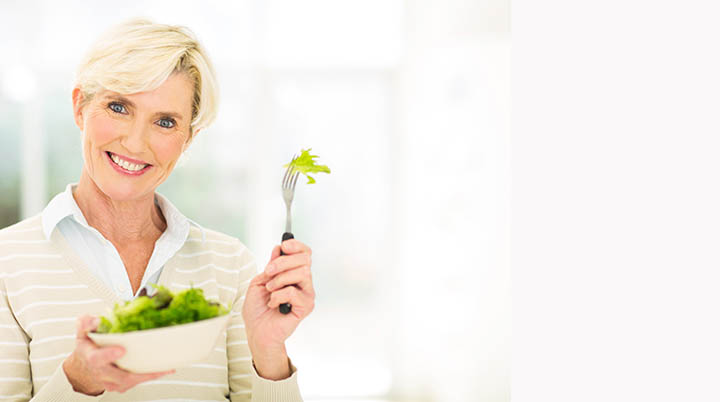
top-left (0, 278), bottom-right (103, 401)
top-left (29, 365), bottom-right (104, 402)
top-left (6, 295), bottom-right (104, 401)
top-left (0, 279), bottom-right (32, 402)
top-left (0, 251), bottom-right (102, 401)
top-left (227, 245), bottom-right (303, 402)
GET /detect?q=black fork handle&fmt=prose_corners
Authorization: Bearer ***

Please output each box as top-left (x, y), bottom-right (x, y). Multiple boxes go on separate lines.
top-left (278, 232), bottom-right (294, 314)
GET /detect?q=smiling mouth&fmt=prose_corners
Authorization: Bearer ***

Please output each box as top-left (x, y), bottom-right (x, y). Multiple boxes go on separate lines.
top-left (106, 151), bottom-right (152, 171)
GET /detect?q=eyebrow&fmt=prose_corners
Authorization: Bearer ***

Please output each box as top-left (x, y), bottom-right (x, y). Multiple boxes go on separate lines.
top-left (104, 94), bottom-right (185, 120)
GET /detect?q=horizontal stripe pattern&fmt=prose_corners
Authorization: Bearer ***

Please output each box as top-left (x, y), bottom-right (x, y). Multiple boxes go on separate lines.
top-left (0, 394), bottom-right (28, 399)
top-left (30, 353), bottom-right (69, 363)
top-left (178, 250), bottom-right (246, 258)
top-left (0, 377), bottom-right (29, 382)
top-left (25, 317), bottom-right (77, 331)
top-left (0, 359), bottom-right (28, 364)
top-left (141, 380), bottom-right (227, 388)
top-left (145, 399), bottom-right (224, 402)
top-left (15, 299), bottom-right (103, 317)
top-left (0, 215), bottom-right (302, 400)
top-left (0, 240), bottom-right (51, 245)
top-left (227, 340), bottom-right (248, 346)
top-left (175, 261), bottom-right (254, 274)
top-left (0, 254), bottom-right (62, 262)
top-left (30, 334), bottom-right (75, 346)
top-left (171, 278), bottom-right (218, 288)
top-left (185, 238), bottom-right (237, 245)
top-left (171, 281), bottom-right (236, 293)
top-left (3, 284), bottom-right (87, 297)
top-left (0, 269), bottom-right (73, 279)
top-left (189, 363), bottom-right (227, 370)
top-left (0, 342), bottom-right (26, 347)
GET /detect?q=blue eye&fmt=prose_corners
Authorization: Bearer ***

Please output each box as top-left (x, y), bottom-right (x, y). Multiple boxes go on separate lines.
top-left (108, 102), bottom-right (127, 114)
top-left (157, 118), bottom-right (176, 129)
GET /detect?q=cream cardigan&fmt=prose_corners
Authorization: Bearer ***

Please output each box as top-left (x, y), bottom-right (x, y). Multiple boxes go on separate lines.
top-left (0, 215), bottom-right (303, 401)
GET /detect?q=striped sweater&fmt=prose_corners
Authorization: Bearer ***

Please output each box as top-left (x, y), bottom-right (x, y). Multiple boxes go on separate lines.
top-left (0, 214), bottom-right (303, 401)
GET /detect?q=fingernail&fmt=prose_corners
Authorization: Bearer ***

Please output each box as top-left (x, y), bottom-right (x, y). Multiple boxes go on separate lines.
top-left (266, 264), bottom-right (275, 274)
top-left (266, 281), bottom-right (274, 291)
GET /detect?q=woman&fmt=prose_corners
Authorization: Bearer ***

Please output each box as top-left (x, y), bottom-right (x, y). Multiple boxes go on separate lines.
top-left (0, 19), bottom-right (313, 401)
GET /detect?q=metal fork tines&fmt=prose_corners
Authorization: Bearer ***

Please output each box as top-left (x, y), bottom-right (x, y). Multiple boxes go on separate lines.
top-left (282, 155), bottom-right (300, 233)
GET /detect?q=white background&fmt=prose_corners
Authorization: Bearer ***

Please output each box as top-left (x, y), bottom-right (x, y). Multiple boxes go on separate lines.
top-left (514, 0), bottom-right (720, 401)
top-left (6, 0), bottom-right (719, 401)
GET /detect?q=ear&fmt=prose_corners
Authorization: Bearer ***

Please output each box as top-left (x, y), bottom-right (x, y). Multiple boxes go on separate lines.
top-left (71, 87), bottom-right (85, 130)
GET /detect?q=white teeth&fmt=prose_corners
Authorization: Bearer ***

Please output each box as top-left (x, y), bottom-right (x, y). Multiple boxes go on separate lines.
top-left (109, 153), bottom-right (147, 171)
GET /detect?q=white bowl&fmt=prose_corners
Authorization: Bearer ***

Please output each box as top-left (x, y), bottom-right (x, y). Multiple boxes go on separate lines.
top-left (88, 314), bottom-right (231, 373)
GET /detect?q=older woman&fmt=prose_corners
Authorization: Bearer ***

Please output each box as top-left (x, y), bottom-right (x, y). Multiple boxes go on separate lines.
top-left (0, 19), bottom-right (313, 401)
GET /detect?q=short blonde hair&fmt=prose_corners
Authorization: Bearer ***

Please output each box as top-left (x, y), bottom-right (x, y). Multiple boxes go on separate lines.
top-left (75, 18), bottom-right (218, 137)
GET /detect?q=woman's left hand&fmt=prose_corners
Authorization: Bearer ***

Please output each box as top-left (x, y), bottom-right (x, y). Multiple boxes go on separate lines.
top-left (242, 239), bottom-right (315, 379)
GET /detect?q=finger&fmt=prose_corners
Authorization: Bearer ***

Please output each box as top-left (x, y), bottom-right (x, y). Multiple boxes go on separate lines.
top-left (249, 270), bottom-right (272, 288)
top-left (247, 246), bottom-right (282, 287)
top-left (280, 239), bottom-right (312, 256)
top-left (86, 346), bottom-right (125, 368)
top-left (99, 364), bottom-right (174, 391)
top-left (251, 245), bottom-right (306, 287)
top-left (267, 285), bottom-right (315, 315)
top-left (265, 266), bottom-right (313, 293)
top-left (265, 252), bottom-right (312, 276)
top-left (250, 245), bottom-right (282, 282)
top-left (268, 245), bottom-right (281, 262)
top-left (101, 363), bottom-right (174, 381)
top-left (96, 364), bottom-right (132, 388)
top-left (121, 369), bottom-right (176, 389)
top-left (75, 315), bottom-right (100, 340)
top-left (132, 369), bottom-right (176, 383)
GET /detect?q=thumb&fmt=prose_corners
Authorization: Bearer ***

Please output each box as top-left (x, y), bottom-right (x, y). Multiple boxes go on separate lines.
top-left (76, 315), bottom-right (100, 340)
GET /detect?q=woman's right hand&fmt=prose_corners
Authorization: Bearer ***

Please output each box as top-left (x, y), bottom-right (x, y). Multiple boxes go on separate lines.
top-left (62, 315), bottom-right (175, 395)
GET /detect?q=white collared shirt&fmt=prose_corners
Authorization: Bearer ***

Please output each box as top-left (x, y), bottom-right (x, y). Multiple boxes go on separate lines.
top-left (41, 183), bottom-right (205, 300)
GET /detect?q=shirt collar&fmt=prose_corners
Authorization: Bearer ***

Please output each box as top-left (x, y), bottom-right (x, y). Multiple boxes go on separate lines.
top-left (41, 183), bottom-right (206, 243)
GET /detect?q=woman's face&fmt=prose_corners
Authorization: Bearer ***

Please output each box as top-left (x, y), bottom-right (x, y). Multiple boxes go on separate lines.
top-left (72, 73), bottom-right (195, 202)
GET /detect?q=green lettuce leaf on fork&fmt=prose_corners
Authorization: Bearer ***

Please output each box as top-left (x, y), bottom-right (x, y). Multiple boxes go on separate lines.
top-left (95, 284), bottom-right (229, 334)
top-left (283, 148), bottom-right (331, 184)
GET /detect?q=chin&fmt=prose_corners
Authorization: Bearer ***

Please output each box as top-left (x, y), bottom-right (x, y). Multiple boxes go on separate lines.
top-left (95, 177), bottom-right (155, 202)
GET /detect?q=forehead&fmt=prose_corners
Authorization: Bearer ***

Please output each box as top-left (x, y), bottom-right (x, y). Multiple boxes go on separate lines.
top-left (98, 73), bottom-right (194, 116)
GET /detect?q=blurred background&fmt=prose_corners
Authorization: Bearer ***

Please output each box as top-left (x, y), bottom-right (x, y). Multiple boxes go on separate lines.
top-left (0, 0), bottom-right (509, 401)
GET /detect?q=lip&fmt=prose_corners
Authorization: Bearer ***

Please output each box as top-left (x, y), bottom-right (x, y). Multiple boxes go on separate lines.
top-left (105, 151), bottom-right (152, 176)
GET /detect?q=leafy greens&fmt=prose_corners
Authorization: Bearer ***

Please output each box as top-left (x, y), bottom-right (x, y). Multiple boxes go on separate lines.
top-left (283, 148), bottom-right (331, 184)
top-left (95, 285), bottom-right (229, 334)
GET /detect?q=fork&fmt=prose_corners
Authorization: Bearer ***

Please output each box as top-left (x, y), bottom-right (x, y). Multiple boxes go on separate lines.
top-left (278, 155), bottom-right (301, 314)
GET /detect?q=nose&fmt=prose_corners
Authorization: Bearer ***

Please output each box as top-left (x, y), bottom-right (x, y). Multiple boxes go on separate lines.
top-left (120, 120), bottom-right (150, 156)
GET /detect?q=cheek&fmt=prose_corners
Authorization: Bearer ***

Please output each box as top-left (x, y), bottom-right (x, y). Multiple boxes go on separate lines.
top-left (86, 114), bottom-right (123, 146)
top-left (150, 135), bottom-right (185, 166)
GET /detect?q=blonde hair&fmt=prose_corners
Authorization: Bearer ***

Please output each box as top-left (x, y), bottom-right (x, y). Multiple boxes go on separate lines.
top-left (74, 18), bottom-right (218, 138)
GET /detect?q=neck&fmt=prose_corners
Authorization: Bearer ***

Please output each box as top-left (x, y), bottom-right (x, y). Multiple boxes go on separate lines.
top-left (73, 169), bottom-right (167, 244)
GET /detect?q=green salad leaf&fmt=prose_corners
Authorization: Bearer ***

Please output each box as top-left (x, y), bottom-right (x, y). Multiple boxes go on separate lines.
top-left (283, 148), bottom-right (331, 184)
top-left (95, 285), bottom-right (229, 334)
